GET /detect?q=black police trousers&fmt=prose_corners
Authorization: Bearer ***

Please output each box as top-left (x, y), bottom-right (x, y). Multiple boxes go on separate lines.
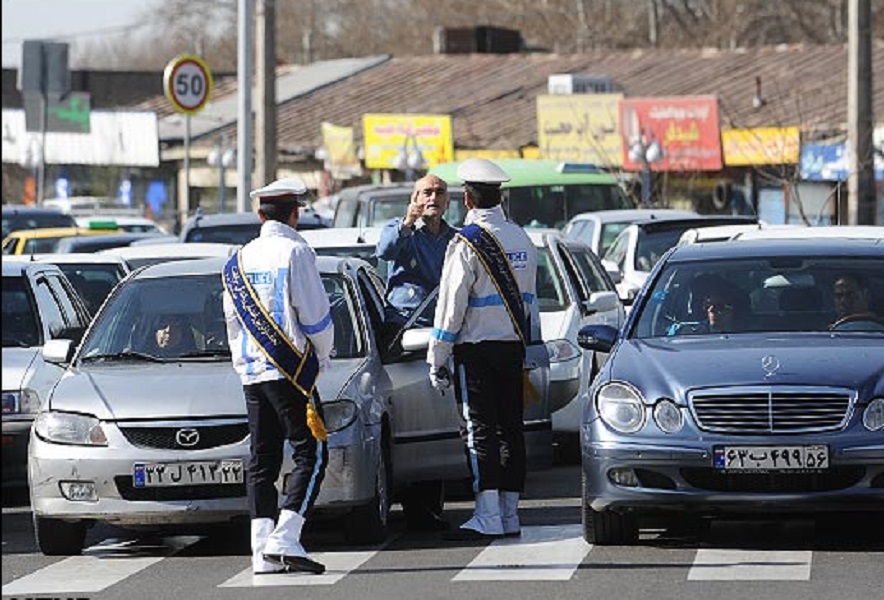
top-left (243, 378), bottom-right (328, 520)
top-left (451, 340), bottom-right (526, 494)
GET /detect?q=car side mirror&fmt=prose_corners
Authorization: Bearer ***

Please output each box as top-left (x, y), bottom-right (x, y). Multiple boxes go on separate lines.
top-left (583, 291), bottom-right (620, 316)
top-left (401, 328), bottom-right (430, 352)
top-left (57, 326), bottom-right (86, 345)
top-left (601, 259), bottom-right (622, 285)
top-left (43, 339), bottom-right (75, 365)
top-left (577, 324), bottom-right (618, 353)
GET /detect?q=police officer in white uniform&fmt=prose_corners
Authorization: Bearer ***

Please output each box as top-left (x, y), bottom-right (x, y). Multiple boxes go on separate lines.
top-left (223, 178), bottom-right (334, 574)
top-left (428, 158), bottom-right (539, 540)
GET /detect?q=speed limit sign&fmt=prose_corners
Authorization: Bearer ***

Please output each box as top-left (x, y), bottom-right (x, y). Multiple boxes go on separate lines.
top-left (163, 54), bottom-right (213, 115)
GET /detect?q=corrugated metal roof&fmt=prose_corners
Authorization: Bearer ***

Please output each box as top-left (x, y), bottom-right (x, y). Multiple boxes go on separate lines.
top-left (1, 109), bottom-right (159, 167)
top-left (178, 43), bottom-right (882, 155)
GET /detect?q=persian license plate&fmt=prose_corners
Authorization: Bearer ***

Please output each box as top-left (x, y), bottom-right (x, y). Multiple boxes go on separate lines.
top-left (133, 459), bottom-right (244, 488)
top-left (713, 445), bottom-right (829, 472)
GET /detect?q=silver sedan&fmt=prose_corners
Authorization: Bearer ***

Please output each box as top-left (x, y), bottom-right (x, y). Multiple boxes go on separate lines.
top-left (29, 255), bottom-right (551, 555)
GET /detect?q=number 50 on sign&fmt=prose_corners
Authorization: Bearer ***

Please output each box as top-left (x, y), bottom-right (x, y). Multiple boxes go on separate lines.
top-left (163, 54), bottom-right (213, 115)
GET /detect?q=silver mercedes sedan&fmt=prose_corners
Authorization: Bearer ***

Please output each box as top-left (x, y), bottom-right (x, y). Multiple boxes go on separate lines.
top-left (29, 255), bottom-right (551, 555)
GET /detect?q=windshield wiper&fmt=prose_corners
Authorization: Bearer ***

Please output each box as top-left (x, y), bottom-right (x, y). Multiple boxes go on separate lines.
top-left (177, 349), bottom-right (231, 359)
top-left (80, 350), bottom-right (167, 363)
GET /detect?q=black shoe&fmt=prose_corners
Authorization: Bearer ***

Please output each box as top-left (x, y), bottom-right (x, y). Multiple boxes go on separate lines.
top-left (441, 527), bottom-right (503, 542)
top-left (263, 553), bottom-right (326, 574)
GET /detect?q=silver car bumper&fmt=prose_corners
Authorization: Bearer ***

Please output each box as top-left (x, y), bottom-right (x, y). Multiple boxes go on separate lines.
top-left (29, 424), bottom-right (376, 525)
top-left (581, 431), bottom-right (884, 514)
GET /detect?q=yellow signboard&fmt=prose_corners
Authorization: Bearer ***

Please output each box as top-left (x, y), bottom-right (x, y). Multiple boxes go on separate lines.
top-left (454, 149), bottom-right (521, 160)
top-left (722, 127), bottom-right (800, 165)
top-left (363, 114), bottom-right (454, 170)
top-left (536, 94), bottom-right (623, 167)
top-left (321, 122), bottom-right (360, 176)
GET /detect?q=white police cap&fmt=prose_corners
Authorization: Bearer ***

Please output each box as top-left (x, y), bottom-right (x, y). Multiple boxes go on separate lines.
top-left (456, 158), bottom-right (510, 185)
top-left (249, 177), bottom-right (310, 205)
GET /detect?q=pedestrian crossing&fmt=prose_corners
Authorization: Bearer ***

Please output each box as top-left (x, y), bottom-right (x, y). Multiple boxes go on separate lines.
top-left (2, 524), bottom-right (835, 596)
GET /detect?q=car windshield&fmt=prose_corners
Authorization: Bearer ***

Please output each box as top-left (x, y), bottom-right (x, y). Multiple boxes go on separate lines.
top-left (633, 257), bottom-right (884, 339)
top-left (633, 227), bottom-right (688, 273)
top-left (2, 275), bottom-right (42, 348)
top-left (78, 272), bottom-right (364, 362)
top-left (599, 222), bottom-right (630, 256)
top-left (507, 184), bottom-right (630, 229)
top-left (184, 224), bottom-right (260, 245)
top-left (2, 213), bottom-right (76, 237)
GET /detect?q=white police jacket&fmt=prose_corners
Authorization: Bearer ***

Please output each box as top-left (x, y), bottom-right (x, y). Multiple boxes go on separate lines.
top-left (223, 220), bottom-right (334, 385)
top-left (428, 205), bottom-right (539, 370)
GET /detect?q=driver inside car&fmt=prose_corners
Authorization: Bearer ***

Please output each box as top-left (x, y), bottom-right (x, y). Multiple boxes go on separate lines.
top-left (830, 273), bottom-right (883, 330)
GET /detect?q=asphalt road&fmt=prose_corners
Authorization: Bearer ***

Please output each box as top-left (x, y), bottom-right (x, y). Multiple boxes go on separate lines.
top-left (3, 465), bottom-right (882, 600)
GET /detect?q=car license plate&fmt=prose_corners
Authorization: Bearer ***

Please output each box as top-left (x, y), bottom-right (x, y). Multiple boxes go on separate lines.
top-left (133, 459), bottom-right (244, 488)
top-left (713, 445), bottom-right (829, 472)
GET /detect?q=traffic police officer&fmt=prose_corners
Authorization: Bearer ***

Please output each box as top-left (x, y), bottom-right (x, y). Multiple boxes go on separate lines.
top-left (222, 177), bottom-right (334, 574)
top-left (428, 158), bottom-right (539, 540)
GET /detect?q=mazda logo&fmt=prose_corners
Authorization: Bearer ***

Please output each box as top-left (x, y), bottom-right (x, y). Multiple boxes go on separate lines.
top-left (175, 428), bottom-right (200, 448)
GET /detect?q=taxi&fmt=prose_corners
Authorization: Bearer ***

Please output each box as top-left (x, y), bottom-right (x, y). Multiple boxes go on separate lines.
top-left (2, 221), bottom-right (121, 255)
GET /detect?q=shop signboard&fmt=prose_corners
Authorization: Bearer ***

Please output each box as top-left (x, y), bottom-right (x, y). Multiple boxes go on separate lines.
top-left (362, 114), bottom-right (453, 170)
top-left (722, 127), bottom-right (800, 166)
top-left (536, 94), bottom-right (623, 167)
top-left (619, 96), bottom-right (722, 171)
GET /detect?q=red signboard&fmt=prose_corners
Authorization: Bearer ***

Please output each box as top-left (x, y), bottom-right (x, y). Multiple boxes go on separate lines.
top-left (620, 96), bottom-right (722, 171)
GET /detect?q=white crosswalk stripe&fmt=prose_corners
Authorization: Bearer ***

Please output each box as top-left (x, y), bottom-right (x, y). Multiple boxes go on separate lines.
top-left (688, 549), bottom-right (813, 581)
top-left (0, 536), bottom-right (201, 596)
top-left (219, 549), bottom-right (379, 587)
top-left (452, 524), bottom-right (591, 581)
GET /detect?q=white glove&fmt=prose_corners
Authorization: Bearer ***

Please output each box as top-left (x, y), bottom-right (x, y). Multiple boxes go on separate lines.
top-left (429, 365), bottom-right (451, 393)
top-left (318, 356), bottom-right (332, 373)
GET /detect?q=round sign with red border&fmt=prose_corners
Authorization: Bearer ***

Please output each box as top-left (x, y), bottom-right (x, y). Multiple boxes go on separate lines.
top-left (163, 54), bottom-right (213, 115)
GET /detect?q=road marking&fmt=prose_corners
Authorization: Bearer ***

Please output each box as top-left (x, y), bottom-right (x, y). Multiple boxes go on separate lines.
top-left (219, 550), bottom-right (379, 587)
top-left (452, 524), bottom-right (590, 581)
top-left (1, 536), bottom-right (201, 595)
top-left (688, 549), bottom-right (812, 581)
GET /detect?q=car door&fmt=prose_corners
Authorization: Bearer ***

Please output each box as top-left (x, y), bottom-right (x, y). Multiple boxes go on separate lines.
top-left (558, 241), bottom-right (624, 374)
top-left (380, 288), bottom-right (467, 484)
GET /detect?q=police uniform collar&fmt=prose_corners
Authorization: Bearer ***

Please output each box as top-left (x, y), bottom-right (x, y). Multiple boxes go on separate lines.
top-left (260, 219), bottom-right (301, 239)
top-left (464, 205), bottom-right (506, 225)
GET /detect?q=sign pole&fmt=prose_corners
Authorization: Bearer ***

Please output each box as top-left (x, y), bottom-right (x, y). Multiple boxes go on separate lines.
top-left (163, 53), bottom-right (213, 230)
top-left (184, 114), bottom-right (191, 222)
top-left (37, 92), bottom-right (48, 205)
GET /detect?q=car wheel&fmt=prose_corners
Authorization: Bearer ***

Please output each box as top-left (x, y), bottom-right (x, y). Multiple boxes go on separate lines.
top-left (581, 471), bottom-right (638, 545)
top-left (34, 516), bottom-right (87, 555)
top-left (344, 436), bottom-right (391, 544)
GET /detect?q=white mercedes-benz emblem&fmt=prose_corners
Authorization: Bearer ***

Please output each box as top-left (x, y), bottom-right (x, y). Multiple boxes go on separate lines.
top-left (761, 355), bottom-right (780, 378)
top-left (175, 428), bottom-right (200, 447)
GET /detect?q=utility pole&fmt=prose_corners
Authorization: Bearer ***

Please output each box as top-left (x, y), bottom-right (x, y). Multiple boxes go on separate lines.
top-left (255, 0), bottom-right (277, 189)
top-left (236, 0), bottom-right (253, 214)
top-left (847, 0), bottom-right (875, 225)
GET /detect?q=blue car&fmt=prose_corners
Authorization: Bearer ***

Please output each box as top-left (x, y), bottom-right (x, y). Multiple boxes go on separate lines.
top-left (577, 237), bottom-right (884, 544)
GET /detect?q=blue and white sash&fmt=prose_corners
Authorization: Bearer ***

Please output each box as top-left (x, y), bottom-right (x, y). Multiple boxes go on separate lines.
top-left (456, 223), bottom-right (528, 346)
top-left (222, 252), bottom-right (319, 397)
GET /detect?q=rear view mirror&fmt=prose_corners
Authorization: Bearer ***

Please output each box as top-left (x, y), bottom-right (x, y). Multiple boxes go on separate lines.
top-left (401, 329), bottom-right (430, 352)
top-left (43, 339), bottom-right (74, 365)
top-left (601, 259), bottom-right (622, 285)
top-left (584, 291), bottom-right (620, 315)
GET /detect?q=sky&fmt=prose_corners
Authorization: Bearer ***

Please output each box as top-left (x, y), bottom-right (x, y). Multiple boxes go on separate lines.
top-left (1, 0), bottom-right (157, 68)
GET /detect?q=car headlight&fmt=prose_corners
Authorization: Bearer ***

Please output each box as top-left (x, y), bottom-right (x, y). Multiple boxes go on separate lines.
top-left (863, 398), bottom-right (884, 431)
top-left (653, 399), bottom-right (684, 433)
top-left (321, 400), bottom-right (358, 433)
top-left (545, 339), bottom-right (580, 364)
top-left (1, 389), bottom-right (40, 415)
top-left (595, 381), bottom-right (646, 433)
top-left (33, 411), bottom-right (107, 446)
